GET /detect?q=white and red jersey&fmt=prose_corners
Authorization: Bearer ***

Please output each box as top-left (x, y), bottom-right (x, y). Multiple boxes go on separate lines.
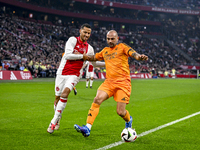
top-left (57, 36), bottom-right (94, 77)
top-left (85, 61), bottom-right (94, 72)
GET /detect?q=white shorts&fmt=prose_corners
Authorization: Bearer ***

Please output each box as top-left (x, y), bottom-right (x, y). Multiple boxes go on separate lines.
top-left (55, 75), bottom-right (79, 96)
top-left (86, 71), bottom-right (94, 79)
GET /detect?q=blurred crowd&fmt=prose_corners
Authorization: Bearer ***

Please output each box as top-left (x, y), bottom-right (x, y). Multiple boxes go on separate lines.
top-left (0, 1), bottom-right (200, 78)
top-left (19, 0), bottom-right (200, 10)
top-left (163, 19), bottom-right (200, 61)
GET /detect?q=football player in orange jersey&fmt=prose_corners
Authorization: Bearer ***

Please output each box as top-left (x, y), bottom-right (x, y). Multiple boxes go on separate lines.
top-left (74, 30), bottom-right (148, 137)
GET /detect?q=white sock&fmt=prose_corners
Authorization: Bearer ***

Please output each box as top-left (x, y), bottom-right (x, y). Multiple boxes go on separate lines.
top-left (86, 80), bottom-right (89, 87)
top-left (90, 80), bottom-right (93, 87)
top-left (51, 97), bottom-right (67, 125)
top-left (86, 123), bottom-right (92, 130)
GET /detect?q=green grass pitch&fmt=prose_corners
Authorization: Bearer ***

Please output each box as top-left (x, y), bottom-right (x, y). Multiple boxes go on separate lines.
top-left (0, 78), bottom-right (200, 150)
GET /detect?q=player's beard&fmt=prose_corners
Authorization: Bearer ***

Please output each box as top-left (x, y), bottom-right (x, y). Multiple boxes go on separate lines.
top-left (108, 42), bottom-right (115, 47)
top-left (81, 36), bottom-right (88, 42)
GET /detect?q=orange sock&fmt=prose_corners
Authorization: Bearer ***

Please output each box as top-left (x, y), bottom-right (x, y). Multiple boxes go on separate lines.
top-left (122, 110), bottom-right (130, 122)
top-left (86, 103), bottom-right (100, 125)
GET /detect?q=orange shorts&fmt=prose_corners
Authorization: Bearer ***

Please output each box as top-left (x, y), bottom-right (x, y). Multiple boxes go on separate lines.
top-left (98, 78), bottom-right (131, 104)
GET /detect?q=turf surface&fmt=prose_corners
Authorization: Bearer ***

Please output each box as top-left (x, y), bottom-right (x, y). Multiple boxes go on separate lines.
top-left (0, 78), bottom-right (199, 150)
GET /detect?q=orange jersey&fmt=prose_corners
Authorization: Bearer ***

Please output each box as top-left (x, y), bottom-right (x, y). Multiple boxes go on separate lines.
top-left (95, 43), bottom-right (136, 79)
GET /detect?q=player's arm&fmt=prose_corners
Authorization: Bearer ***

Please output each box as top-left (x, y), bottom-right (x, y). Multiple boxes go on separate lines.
top-left (128, 49), bottom-right (148, 61)
top-left (91, 61), bottom-right (105, 67)
top-left (132, 52), bottom-right (148, 61)
top-left (87, 55), bottom-right (98, 61)
top-left (86, 45), bottom-right (101, 61)
top-left (64, 37), bottom-right (90, 60)
top-left (86, 45), bottom-right (105, 67)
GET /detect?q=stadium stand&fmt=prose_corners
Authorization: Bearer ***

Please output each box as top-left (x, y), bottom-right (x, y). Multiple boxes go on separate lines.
top-left (0, 0), bottom-right (199, 78)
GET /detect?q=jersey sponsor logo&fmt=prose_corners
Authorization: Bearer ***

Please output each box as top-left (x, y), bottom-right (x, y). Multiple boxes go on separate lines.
top-left (10, 71), bottom-right (17, 80)
top-left (74, 47), bottom-right (86, 54)
top-left (104, 52), bottom-right (117, 60)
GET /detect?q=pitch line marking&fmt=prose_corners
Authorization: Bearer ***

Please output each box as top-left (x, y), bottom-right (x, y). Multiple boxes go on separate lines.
top-left (95, 111), bottom-right (200, 150)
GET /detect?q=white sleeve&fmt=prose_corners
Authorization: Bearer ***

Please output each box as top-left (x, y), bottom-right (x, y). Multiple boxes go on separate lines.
top-left (91, 61), bottom-right (105, 67)
top-left (86, 45), bottom-right (95, 55)
top-left (83, 61), bottom-right (89, 69)
top-left (64, 37), bottom-right (83, 60)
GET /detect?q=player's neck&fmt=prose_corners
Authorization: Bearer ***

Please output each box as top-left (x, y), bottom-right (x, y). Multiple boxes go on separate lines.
top-left (80, 37), bottom-right (86, 43)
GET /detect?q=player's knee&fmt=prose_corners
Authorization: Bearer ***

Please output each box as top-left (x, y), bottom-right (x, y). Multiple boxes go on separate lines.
top-left (93, 96), bottom-right (103, 105)
top-left (61, 93), bottom-right (68, 98)
top-left (116, 109), bottom-right (125, 117)
top-left (61, 88), bottom-right (70, 98)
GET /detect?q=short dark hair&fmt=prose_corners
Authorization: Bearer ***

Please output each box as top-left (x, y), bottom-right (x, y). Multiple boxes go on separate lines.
top-left (81, 23), bottom-right (91, 29)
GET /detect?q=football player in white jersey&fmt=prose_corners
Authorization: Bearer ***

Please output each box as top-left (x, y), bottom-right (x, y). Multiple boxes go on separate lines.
top-left (47, 23), bottom-right (104, 133)
top-left (84, 61), bottom-right (95, 88)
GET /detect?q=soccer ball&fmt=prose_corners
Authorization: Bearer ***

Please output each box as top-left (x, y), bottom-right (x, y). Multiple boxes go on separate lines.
top-left (121, 128), bottom-right (137, 142)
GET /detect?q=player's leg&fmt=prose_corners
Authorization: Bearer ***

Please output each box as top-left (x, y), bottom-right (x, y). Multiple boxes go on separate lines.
top-left (74, 90), bottom-right (109, 137)
top-left (115, 89), bottom-right (132, 128)
top-left (89, 72), bottom-right (94, 88)
top-left (86, 78), bottom-right (89, 88)
top-left (47, 87), bottom-right (70, 133)
top-left (47, 75), bottom-right (64, 133)
top-left (47, 75), bottom-right (78, 134)
top-left (74, 79), bottom-right (113, 137)
top-left (116, 102), bottom-right (132, 128)
top-left (54, 95), bottom-right (60, 111)
top-left (86, 71), bottom-right (89, 88)
top-left (54, 95), bottom-right (62, 130)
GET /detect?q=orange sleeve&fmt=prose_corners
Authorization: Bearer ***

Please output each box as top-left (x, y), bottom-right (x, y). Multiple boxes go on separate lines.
top-left (95, 48), bottom-right (105, 61)
top-left (62, 53), bottom-right (65, 57)
top-left (121, 43), bottom-right (136, 57)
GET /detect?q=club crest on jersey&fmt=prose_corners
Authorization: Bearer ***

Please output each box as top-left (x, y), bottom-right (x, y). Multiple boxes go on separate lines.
top-left (56, 86), bottom-right (60, 91)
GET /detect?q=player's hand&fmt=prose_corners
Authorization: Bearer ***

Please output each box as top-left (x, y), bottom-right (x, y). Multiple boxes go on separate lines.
top-left (140, 54), bottom-right (148, 61)
top-left (82, 51), bottom-right (91, 61)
